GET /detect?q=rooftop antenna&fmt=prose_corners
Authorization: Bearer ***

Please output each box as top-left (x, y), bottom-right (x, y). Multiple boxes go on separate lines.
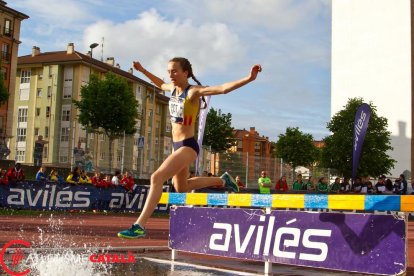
top-left (101, 37), bottom-right (104, 62)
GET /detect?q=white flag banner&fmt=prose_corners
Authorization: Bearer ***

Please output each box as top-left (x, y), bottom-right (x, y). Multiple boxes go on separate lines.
top-left (195, 96), bottom-right (211, 175)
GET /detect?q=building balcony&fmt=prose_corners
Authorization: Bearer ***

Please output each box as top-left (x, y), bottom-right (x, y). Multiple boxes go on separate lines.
top-left (3, 28), bottom-right (13, 37)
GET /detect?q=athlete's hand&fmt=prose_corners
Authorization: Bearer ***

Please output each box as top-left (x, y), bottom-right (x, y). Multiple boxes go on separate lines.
top-left (133, 61), bottom-right (145, 73)
top-left (249, 64), bottom-right (262, 81)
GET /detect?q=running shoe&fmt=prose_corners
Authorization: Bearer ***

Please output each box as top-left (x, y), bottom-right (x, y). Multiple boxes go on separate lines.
top-left (220, 172), bottom-right (239, 192)
top-left (117, 224), bottom-right (146, 239)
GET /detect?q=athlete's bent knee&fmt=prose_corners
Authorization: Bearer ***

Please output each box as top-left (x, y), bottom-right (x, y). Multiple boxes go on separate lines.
top-left (150, 171), bottom-right (165, 187)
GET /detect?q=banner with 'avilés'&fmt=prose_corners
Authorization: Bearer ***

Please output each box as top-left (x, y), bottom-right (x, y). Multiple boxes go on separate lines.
top-left (352, 103), bottom-right (371, 180)
top-left (169, 207), bottom-right (406, 275)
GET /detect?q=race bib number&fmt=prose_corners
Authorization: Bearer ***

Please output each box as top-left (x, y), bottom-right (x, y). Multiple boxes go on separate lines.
top-left (169, 97), bottom-right (184, 123)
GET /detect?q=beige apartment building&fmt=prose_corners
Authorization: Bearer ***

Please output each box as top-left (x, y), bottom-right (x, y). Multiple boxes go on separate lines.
top-left (0, 1), bottom-right (28, 157)
top-left (11, 43), bottom-right (172, 178)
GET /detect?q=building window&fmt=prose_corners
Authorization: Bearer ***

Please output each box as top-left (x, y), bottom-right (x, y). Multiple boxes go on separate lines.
top-left (63, 87), bottom-right (72, 98)
top-left (16, 150), bottom-right (25, 162)
top-left (1, 44), bottom-right (9, 61)
top-left (61, 107), bottom-right (70, 121)
top-left (20, 70), bottom-right (31, 84)
top-left (156, 104), bottom-right (161, 115)
top-left (238, 140), bottom-right (243, 148)
top-left (35, 108), bottom-right (40, 116)
top-left (34, 128), bottom-right (39, 136)
top-left (45, 127), bottom-right (49, 138)
top-left (43, 146), bottom-right (48, 158)
top-left (117, 153), bottom-right (121, 162)
top-left (1, 67), bottom-right (7, 80)
top-left (18, 108), bottom-right (28, 123)
top-left (47, 86), bottom-right (51, 98)
top-left (59, 152), bottom-right (68, 163)
top-left (60, 127), bottom-right (69, 142)
top-left (46, 106), bottom-right (50, 117)
top-left (4, 19), bottom-right (12, 36)
top-left (37, 88), bottom-right (42, 97)
top-left (17, 128), bottom-right (26, 142)
top-left (100, 152), bottom-right (105, 160)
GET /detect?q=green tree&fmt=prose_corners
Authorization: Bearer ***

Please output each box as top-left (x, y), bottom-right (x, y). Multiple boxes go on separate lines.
top-left (73, 72), bottom-right (138, 172)
top-left (320, 98), bottom-right (395, 177)
top-left (203, 108), bottom-right (235, 153)
top-left (275, 127), bottom-right (318, 177)
top-left (0, 68), bottom-right (9, 105)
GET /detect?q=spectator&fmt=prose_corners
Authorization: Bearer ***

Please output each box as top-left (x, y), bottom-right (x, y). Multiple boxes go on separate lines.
top-left (399, 174), bottom-right (408, 195)
top-left (258, 171), bottom-right (272, 194)
top-left (66, 166), bottom-right (80, 184)
top-left (35, 166), bottom-right (47, 181)
top-left (104, 174), bottom-right (112, 187)
top-left (0, 168), bottom-right (7, 185)
top-left (6, 163), bottom-right (25, 183)
top-left (292, 174), bottom-right (305, 191)
top-left (305, 176), bottom-right (316, 191)
top-left (235, 176), bottom-right (245, 189)
top-left (317, 177), bottom-right (328, 193)
top-left (48, 169), bottom-right (65, 183)
top-left (91, 171), bottom-right (108, 188)
top-left (275, 176), bottom-right (288, 192)
top-left (330, 177), bottom-right (341, 193)
top-left (352, 177), bottom-right (362, 193)
top-left (120, 171), bottom-right (135, 191)
top-left (375, 175), bottom-right (386, 194)
top-left (384, 178), bottom-right (394, 194)
top-left (340, 178), bottom-right (351, 193)
top-left (79, 170), bottom-right (92, 184)
top-left (366, 181), bottom-right (374, 194)
top-left (112, 170), bottom-right (121, 186)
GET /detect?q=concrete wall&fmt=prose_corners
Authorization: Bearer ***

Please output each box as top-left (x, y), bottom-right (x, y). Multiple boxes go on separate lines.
top-left (331, 0), bottom-right (411, 177)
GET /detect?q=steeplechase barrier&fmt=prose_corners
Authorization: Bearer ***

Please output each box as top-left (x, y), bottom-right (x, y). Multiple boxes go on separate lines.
top-left (161, 193), bottom-right (413, 275)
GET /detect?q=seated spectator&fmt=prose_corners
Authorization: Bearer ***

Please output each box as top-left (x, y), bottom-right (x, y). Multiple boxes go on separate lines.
top-left (292, 174), bottom-right (305, 191)
top-left (235, 176), bottom-right (245, 189)
top-left (0, 168), bottom-right (7, 185)
top-left (79, 170), bottom-right (92, 184)
top-left (36, 166), bottom-right (47, 181)
top-left (375, 175), bottom-right (386, 194)
top-left (120, 171), bottom-right (135, 191)
top-left (305, 176), bottom-right (316, 191)
top-left (317, 177), bottom-right (328, 193)
top-left (104, 174), bottom-right (112, 187)
top-left (91, 171), bottom-right (108, 188)
top-left (352, 177), bottom-right (362, 193)
top-left (399, 174), bottom-right (408, 195)
top-left (330, 177), bottom-right (341, 193)
top-left (340, 178), bottom-right (350, 193)
top-left (112, 170), bottom-right (121, 186)
top-left (366, 181), bottom-right (374, 194)
top-left (66, 166), bottom-right (81, 184)
top-left (6, 163), bottom-right (25, 183)
top-left (393, 179), bottom-right (402, 194)
top-left (384, 178), bottom-right (394, 194)
top-left (275, 176), bottom-right (288, 192)
top-left (48, 169), bottom-right (65, 183)
top-left (258, 171), bottom-right (272, 194)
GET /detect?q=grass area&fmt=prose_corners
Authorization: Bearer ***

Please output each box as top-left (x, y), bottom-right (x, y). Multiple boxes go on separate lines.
top-left (0, 207), bottom-right (170, 218)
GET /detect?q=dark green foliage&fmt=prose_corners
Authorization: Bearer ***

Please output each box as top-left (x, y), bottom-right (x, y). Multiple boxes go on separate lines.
top-left (203, 108), bottom-right (235, 153)
top-left (320, 98), bottom-right (395, 177)
top-left (275, 127), bottom-right (318, 173)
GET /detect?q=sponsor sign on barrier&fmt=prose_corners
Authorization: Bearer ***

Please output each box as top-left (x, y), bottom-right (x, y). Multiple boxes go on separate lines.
top-left (169, 207), bottom-right (406, 275)
top-left (0, 181), bottom-right (170, 213)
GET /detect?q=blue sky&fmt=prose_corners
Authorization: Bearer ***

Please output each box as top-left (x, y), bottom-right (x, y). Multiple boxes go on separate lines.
top-left (12, 0), bottom-right (331, 141)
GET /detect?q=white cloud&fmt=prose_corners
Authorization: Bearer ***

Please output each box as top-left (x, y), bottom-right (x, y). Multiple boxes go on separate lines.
top-left (83, 9), bottom-right (246, 78)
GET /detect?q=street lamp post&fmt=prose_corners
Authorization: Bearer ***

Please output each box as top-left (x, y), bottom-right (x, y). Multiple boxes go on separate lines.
top-left (85, 43), bottom-right (99, 168)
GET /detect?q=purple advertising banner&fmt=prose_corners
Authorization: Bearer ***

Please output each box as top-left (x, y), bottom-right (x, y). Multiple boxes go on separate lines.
top-left (169, 207), bottom-right (406, 275)
top-left (352, 103), bottom-right (371, 180)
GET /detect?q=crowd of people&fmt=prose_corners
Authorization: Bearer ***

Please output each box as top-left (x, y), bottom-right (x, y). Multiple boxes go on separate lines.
top-left (258, 171), bottom-right (411, 195)
top-left (1, 162), bottom-right (412, 196)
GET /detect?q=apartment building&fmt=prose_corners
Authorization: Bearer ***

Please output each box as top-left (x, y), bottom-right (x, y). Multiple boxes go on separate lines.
top-left (0, 1), bottom-right (28, 154)
top-left (12, 43), bottom-right (172, 177)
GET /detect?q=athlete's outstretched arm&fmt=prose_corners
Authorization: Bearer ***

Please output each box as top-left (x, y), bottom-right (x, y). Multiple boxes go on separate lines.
top-left (133, 61), bottom-right (174, 91)
top-left (192, 64), bottom-right (262, 98)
